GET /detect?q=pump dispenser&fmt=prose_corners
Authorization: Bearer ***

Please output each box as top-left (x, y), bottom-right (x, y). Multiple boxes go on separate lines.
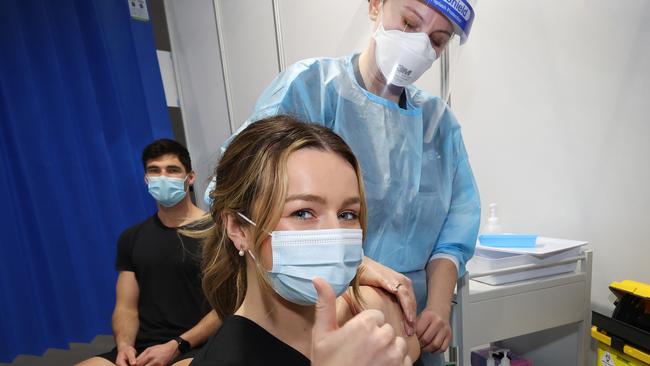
top-left (500, 350), bottom-right (511, 366)
top-left (486, 352), bottom-right (496, 366)
top-left (482, 203), bottom-right (503, 233)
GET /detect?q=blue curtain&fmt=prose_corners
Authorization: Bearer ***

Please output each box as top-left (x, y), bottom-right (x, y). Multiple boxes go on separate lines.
top-left (0, 0), bottom-right (172, 362)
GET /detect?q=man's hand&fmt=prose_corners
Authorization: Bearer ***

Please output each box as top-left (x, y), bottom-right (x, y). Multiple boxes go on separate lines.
top-left (311, 277), bottom-right (411, 366)
top-left (358, 256), bottom-right (416, 336)
top-left (115, 344), bottom-right (137, 366)
top-left (134, 340), bottom-right (179, 366)
top-left (416, 304), bottom-right (452, 354)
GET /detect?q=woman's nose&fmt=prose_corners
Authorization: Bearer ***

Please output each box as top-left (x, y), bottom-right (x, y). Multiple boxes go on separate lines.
top-left (319, 213), bottom-right (342, 230)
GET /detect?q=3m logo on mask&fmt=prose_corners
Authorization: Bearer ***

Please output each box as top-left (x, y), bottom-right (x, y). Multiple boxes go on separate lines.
top-left (397, 64), bottom-right (412, 77)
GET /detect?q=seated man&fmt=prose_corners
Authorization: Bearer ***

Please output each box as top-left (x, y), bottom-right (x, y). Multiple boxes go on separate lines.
top-left (77, 139), bottom-right (219, 366)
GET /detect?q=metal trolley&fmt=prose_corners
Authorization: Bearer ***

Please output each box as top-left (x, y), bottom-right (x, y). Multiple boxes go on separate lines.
top-left (451, 249), bottom-right (593, 365)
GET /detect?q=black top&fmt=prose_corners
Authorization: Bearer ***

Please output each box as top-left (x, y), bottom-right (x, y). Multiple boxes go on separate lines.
top-left (116, 214), bottom-right (210, 348)
top-left (190, 315), bottom-right (310, 366)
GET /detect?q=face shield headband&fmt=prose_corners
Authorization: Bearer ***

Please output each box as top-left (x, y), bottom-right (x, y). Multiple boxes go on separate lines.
top-left (424, 0), bottom-right (475, 44)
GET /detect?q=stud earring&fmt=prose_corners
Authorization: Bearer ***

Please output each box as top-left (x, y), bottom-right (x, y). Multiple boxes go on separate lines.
top-left (238, 248), bottom-right (245, 257)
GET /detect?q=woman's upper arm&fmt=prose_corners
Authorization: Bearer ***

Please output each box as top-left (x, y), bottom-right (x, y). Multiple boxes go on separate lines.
top-left (355, 286), bottom-right (421, 361)
top-left (335, 293), bottom-right (355, 326)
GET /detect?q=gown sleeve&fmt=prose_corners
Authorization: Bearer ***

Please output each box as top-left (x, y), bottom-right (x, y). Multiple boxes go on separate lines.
top-left (429, 128), bottom-right (481, 278)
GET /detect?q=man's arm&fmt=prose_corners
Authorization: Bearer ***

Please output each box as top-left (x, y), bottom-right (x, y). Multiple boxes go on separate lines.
top-left (178, 309), bottom-right (221, 348)
top-left (112, 271), bottom-right (139, 365)
top-left (135, 309), bottom-right (221, 365)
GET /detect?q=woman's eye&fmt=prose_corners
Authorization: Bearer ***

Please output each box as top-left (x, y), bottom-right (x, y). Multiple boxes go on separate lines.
top-left (403, 17), bottom-right (421, 32)
top-left (431, 36), bottom-right (450, 49)
top-left (291, 210), bottom-right (315, 220)
top-left (339, 211), bottom-right (359, 221)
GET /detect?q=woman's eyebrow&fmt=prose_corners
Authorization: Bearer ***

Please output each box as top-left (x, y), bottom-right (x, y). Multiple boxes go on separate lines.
top-left (403, 5), bottom-right (424, 23)
top-left (341, 197), bottom-right (361, 207)
top-left (285, 194), bottom-right (327, 204)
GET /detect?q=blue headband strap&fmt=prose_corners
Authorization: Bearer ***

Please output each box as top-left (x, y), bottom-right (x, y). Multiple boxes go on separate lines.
top-left (425, 0), bottom-right (475, 44)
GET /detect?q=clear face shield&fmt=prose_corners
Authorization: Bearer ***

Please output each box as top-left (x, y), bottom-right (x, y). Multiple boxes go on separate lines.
top-left (430, 0), bottom-right (476, 98)
top-left (372, 0), bottom-right (476, 87)
top-left (422, 0), bottom-right (477, 142)
top-left (372, 0), bottom-right (476, 141)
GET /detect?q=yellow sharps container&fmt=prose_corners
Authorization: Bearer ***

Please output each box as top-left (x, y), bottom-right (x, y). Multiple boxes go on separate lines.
top-left (592, 280), bottom-right (650, 366)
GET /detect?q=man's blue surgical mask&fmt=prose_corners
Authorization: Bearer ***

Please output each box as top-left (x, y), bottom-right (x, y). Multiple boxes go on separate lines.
top-left (237, 213), bottom-right (364, 305)
top-left (146, 175), bottom-right (187, 207)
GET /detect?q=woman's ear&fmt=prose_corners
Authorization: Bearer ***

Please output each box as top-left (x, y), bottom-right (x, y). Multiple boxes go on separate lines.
top-left (369, 0), bottom-right (381, 22)
top-left (224, 213), bottom-right (250, 252)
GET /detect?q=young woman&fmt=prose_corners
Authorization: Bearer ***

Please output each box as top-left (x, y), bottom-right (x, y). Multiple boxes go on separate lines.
top-left (207, 2), bottom-right (481, 364)
top-left (188, 115), bottom-right (420, 365)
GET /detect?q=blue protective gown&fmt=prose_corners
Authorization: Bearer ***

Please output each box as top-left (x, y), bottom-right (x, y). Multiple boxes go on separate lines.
top-left (217, 54), bottom-right (480, 311)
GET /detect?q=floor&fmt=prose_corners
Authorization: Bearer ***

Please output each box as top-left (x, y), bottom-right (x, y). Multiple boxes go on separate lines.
top-left (3, 335), bottom-right (114, 366)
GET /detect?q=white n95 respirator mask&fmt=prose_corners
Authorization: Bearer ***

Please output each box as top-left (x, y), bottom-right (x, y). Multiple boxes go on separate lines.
top-left (373, 6), bottom-right (437, 87)
top-left (237, 213), bottom-right (363, 305)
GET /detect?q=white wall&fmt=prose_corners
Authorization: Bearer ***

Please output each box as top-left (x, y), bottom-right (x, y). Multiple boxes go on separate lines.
top-left (164, 0), bottom-right (232, 205)
top-left (213, 0), bottom-right (280, 128)
top-left (455, 0), bottom-right (650, 313)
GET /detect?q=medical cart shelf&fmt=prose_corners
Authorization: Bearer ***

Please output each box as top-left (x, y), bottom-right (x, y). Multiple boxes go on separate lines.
top-left (452, 249), bottom-right (593, 365)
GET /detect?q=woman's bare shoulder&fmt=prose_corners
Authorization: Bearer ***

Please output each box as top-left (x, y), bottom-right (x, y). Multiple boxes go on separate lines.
top-left (358, 286), bottom-right (397, 312)
top-left (357, 286), bottom-right (421, 361)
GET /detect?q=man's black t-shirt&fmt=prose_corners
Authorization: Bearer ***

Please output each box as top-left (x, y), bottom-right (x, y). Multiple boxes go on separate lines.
top-left (189, 315), bottom-right (310, 366)
top-left (116, 213), bottom-right (210, 348)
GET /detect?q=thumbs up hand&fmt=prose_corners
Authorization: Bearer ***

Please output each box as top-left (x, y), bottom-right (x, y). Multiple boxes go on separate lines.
top-left (311, 277), bottom-right (412, 366)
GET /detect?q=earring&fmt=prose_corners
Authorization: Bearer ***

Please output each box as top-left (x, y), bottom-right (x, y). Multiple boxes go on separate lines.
top-left (238, 248), bottom-right (245, 257)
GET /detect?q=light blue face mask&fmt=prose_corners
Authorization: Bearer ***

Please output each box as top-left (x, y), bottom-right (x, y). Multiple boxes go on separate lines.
top-left (238, 213), bottom-right (364, 306)
top-left (146, 175), bottom-right (187, 207)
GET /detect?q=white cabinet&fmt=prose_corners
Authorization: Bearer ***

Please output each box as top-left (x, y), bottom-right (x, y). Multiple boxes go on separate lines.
top-left (452, 250), bottom-right (593, 365)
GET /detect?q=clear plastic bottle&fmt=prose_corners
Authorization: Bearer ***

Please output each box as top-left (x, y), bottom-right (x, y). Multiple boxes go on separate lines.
top-left (501, 350), bottom-right (511, 366)
top-left (486, 352), bottom-right (496, 366)
top-left (482, 203), bottom-right (503, 233)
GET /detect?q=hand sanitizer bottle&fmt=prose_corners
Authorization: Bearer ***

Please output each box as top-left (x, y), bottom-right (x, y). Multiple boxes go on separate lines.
top-left (482, 203), bottom-right (503, 233)
top-left (501, 350), bottom-right (511, 366)
top-left (486, 353), bottom-right (496, 366)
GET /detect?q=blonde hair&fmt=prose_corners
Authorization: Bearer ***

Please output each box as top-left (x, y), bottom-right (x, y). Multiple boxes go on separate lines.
top-left (189, 115), bottom-right (367, 320)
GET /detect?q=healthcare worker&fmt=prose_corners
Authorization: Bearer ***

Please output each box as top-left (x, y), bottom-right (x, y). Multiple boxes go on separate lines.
top-left (205, 0), bottom-right (479, 364)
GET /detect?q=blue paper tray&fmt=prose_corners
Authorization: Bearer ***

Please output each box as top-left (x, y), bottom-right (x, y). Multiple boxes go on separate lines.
top-left (478, 234), bottom-right (538, 248)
